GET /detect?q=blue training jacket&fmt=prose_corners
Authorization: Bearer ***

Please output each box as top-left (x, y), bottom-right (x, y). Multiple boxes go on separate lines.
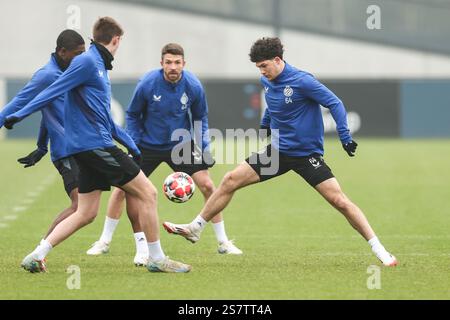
top-left (8, 44), bottom-right (139, 157)
top-left (260, 62), bottom-right (352, 157)
top-left (0, 54), bottom-right (67, 162)
top-left (126, 69), bottom-right (210, 151)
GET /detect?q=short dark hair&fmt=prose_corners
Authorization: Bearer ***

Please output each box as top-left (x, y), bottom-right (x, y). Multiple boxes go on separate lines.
top-left (93, 17), bottom-right (124, 44)
top-left (161, 43), bottom-right (184, 59)
top-left (56, 29), bottom-right (85, 51)
top-left (249, 37), bottom-right (284, 62)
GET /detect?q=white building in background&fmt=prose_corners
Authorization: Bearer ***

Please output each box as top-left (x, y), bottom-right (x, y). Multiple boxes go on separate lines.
top-left (1, 0), bottom-right (450, 80)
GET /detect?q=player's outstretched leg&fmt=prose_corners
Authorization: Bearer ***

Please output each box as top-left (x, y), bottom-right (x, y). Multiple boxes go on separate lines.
top-left (315, 178), bottom-right (398, 267)
top-left (21, 191), bottom-right (103, 273)
top-left (163, 162), bottom-right (260, 245)
top-left (86, 187), bottom-right (149, 266)
top-left (121, 171), bottom-right (191, 273)
top-left (44, 188), bottom-right (79, 239)
top-left (192, 170), bottom-right (243, 255)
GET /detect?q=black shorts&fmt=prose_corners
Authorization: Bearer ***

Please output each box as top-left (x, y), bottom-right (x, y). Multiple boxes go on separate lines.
top-left (53, 156), bottom-right (80, 196)
top-left (245, 144), bottom-right (334, 187)
top-left (73, 146), bottom-right (141, 194)
top-left (139, 141), bottom-right (214, 177)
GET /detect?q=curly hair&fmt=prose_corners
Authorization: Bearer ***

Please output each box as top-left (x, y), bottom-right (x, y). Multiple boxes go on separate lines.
top-left (249, 37), bottom-right (284, 62)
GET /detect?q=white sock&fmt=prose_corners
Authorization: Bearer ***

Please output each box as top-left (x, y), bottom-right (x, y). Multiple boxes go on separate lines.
top-left (368, 236), bottom-right (392, 262)
top-left (212, 221), bottom-right (229, 244)
top-left (368, 236), bottom-right (383, 251)
top-left (191, 214), bottom-right (207, 231)
top-left (148, 240), bottom-right (165, 262)
top-left (134, 232), bottom-right (149, 256)
top-left (39, 238), bottom-right (46, 247)
top-left (34, 239), bottom-right (53, 260)
top-left (99, 217), bottom-right (120, 244)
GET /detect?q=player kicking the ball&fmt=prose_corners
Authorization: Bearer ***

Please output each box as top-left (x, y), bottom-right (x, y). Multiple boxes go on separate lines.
top-left (86, 43), bottom-right (242, 264)
top-left (5, 17), bottom-right (191, 273)
top-left (163, 37), bottom-right (398, 267)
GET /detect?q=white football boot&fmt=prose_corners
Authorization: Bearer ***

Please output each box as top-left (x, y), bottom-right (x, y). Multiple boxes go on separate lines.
top-left (218, 240), bottom-right (243, 255)
top-left (163, 221), bottom-right (201, 243)
top-left (375, 251), bottom-right (398, 267)
top-left (147, 256), bottom-right (192, 273)
top-left (21, 252), bottom-right (47, 273)
top-left (133, 253), bottom-right (149, 267)
top-left (86, 240), bottom-right (110, 255)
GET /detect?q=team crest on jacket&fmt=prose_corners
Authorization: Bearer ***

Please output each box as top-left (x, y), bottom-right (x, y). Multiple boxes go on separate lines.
top-left (180, 92), bottom-right (188, 110)
top-left (284, 86), bottom-right (293, 104)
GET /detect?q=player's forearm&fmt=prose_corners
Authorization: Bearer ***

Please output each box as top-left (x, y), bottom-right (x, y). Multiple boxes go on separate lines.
top-left (113, 123), bottom-right (140, 155)
top-left (36, 121), bottom-right (49, 152)
top-left (11, 87), bottom-right (63, 121)
top-left (194, 115), bottom-right (210, 151)
top-left (125, 114), bottom-right (144, 146)
top-left (0, 100), bottom-right (25, 126)
top-left (261, 108), bottom-right (271, 128)
top-left (328, 101), bottom-right (352, 143)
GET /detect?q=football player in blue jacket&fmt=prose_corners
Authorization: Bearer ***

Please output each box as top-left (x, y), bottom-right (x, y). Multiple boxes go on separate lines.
top-left (87, 43), bottom-right (242, 263)
top-left (0, 29), bottom-right (84, 241)
top-left (163, 37), bottom-right (398, 267)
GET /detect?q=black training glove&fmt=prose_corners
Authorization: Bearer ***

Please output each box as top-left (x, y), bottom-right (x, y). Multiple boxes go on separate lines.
top-left (259, 125), bottom-right (271, 140)
top-left (17, 149), bottom-right (47, 168)
top-left (4, 116), bottom-right (20, 130)
top-left (342, 140), bottom-right (358, 157)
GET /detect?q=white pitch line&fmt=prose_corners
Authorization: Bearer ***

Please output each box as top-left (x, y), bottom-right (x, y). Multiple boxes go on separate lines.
top-left (0, 177), bottom-right (54, 229)
top-left (2, 215), bottom-right (17, 221)
top-left (42, 175), bottom-right (57, 186)
top-left (35, 186), bottom-right (45, 192)
top-left (240, 234), bottom-right (450, 240)
top-left (26, 191), bottom-right (39, 197)
top-left (306, 252), bottom-right (445, 257)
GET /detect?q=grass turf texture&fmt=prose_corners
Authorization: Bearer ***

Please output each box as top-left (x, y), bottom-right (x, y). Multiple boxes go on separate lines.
top-left (0, 138), bottom-right (449, 299)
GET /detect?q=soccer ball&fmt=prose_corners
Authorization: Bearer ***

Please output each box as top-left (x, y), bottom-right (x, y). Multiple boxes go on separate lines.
top-left (163, 172), bottom-right (195, 203)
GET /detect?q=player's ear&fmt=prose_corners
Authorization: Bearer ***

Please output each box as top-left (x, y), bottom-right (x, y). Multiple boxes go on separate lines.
top-left (112, 35), bottom-right (120, 47)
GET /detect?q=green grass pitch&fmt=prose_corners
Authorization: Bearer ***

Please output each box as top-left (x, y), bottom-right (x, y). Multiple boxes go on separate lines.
top-left (0, 138), bottom-right (449, 299)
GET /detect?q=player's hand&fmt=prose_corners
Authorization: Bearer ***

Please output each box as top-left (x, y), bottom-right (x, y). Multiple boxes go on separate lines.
top-left (17, 149), bottom-right (47, 168)
top-left (4, 116), bottom-right (20, 129)
top-left (342, 140), bottom-right (358, 157)
top-left (259, 125), bottom-right (271, 140)
top-left (202, 149), bottom-right (216, 167)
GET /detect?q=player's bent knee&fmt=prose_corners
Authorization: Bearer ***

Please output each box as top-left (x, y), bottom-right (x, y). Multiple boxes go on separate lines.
top-left (149, 184), bottom-right (158, 200)
top-left (199, 179), bottom-right (215, 196)
top-left (140, 183), bottom-right (158, 203)
top-left (113, 188), bottom-right (126, 201)
top-left (332, 195), bottom-right (351, 212)
top-left (80, 211), bottom-right (98, 224)
top-left (221, 172), bottom-right (239, 192)
top-left (70, 200), bottom-right (78, 212)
